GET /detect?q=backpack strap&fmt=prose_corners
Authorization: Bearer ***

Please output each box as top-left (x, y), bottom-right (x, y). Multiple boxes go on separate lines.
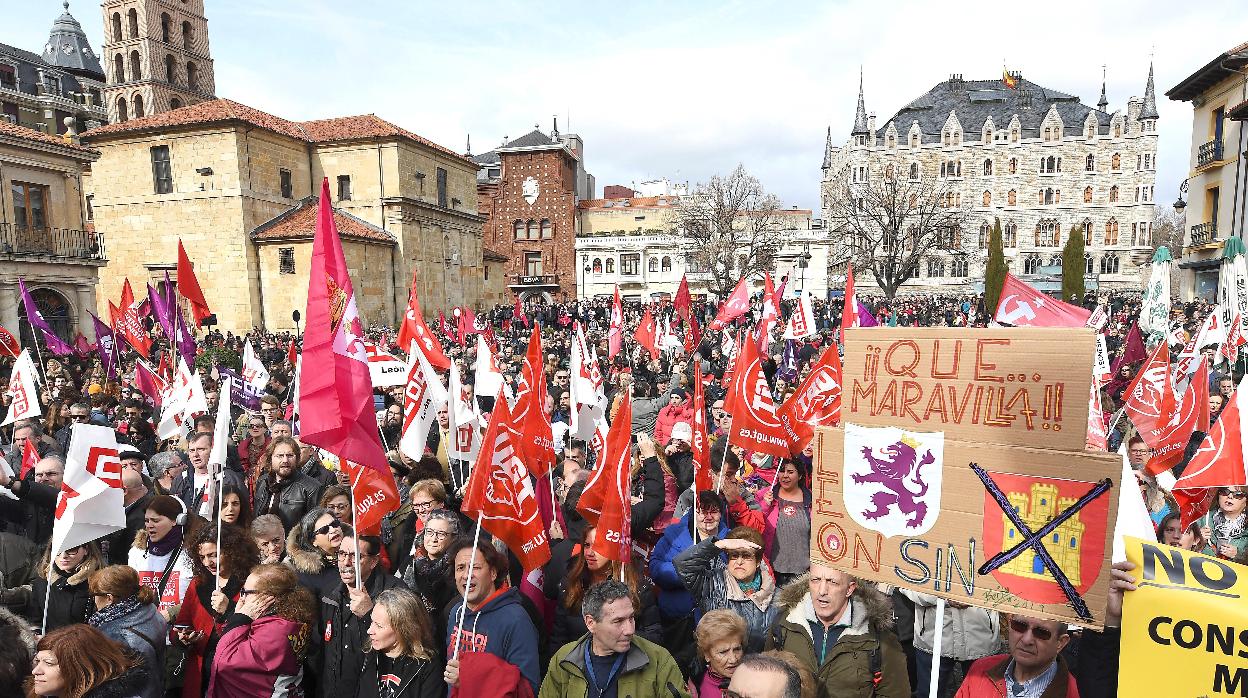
top-left (868, 628), bottom-right (882, 696)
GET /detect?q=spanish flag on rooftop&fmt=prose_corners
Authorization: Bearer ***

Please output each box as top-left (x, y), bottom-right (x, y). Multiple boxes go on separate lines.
top-left (1003, 68), bottom-right (1019, 89)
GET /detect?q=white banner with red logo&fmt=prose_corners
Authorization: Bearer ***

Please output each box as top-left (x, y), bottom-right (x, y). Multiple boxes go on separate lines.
top-left (447, 363), bottom-right (481, 463)
top-left (2, 350), bottom-right (41, 427)
top-left (362, 340), bottom-right (408, 388)
top-left (157, 359), bottom-right (208, 440)
top-left (52, 424), bottom-right (125, 556)
top-left (783, 290), bottom-right (817, 340)
top-left (398, 342), bottom-right (447, 461)
top-left (241, 340), bottom-right (271, 394)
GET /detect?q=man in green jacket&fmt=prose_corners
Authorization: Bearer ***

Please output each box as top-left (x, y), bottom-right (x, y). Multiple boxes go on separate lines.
top-left (764, 562), bottom-right (910, 698)
top-left (540, 579), bottom-right (689, 698)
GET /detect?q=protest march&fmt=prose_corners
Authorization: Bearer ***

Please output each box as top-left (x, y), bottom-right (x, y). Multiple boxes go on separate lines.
top-left (0, 187), bottom-right (1245, 698)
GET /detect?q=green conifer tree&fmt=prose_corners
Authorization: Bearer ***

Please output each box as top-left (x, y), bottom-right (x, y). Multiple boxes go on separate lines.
top-left (1062, 226), bottom-right (1086, 301)
top-left (984, 217), bottom-right (1008, 317)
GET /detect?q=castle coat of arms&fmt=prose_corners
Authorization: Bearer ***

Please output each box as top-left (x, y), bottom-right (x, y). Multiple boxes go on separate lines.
top-left (843, 424), bottom-right (944, 538)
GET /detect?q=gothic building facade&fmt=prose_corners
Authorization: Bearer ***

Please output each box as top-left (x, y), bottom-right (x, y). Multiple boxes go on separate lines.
top-left (822, 68), bottom-right (1161, 293)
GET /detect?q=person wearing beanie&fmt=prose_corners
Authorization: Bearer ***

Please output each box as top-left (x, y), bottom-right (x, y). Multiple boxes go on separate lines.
top-left (655, 387), bottom-right (694, 447)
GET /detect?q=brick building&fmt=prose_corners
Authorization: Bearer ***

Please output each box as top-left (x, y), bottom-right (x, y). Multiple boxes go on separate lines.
top-left (473, 126), bottom-right (594, 302)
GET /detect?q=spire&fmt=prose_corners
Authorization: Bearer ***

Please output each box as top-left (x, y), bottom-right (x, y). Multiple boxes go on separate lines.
top-left (1139, 61), bottom-right (1159, 120)
top-left (822, 126), bottom-right (833, 169)
top-left (42, 0), bottom-right (103, 80)
top-left (1097, 65), bottom-right (1109, 111)
top-left (851, 68), bottom-right (869, 136)
top-left (465, 133), bottom-right (472, 156)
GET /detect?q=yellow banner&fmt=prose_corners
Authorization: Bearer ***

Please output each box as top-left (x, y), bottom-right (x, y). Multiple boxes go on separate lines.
top-left (1121, 537), bottom-right (1248, 696)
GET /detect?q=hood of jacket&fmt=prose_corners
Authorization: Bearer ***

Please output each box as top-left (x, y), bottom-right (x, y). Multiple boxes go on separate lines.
top-left (131, 528), bottom-right (150, 552)
top-left (777, 572), bottom-right (894, 637)
top-left (285, 522), bottom-right (330, 575)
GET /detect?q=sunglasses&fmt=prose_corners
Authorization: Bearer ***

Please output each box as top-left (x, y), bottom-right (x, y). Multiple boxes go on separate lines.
top-left (726, 551), bottom-right (758, 561)
top-left (1009, 618), bottom-right (1059, 641)
top-left (239, 588), bottom-right (260, 597)
top-left (314, 521), bottom-right (343, 536)
top-left (1220, 490), bottom-right (1248, 500)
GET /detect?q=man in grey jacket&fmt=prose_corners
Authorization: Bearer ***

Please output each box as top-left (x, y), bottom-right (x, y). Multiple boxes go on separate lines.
top-left (631, 371), bottom-right (681, 438)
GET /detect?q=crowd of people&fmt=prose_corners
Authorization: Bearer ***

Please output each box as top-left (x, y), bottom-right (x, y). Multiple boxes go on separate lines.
top-left (0, 287), bottom-right (1236, 698)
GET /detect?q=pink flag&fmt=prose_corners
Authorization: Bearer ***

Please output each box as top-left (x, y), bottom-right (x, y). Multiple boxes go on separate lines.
top-left (607, 285), bottom-right (623, 359)
top-left (994, 273), bottom-right (1092, 327)
top-left (298, 179), bottom-right (398, 507)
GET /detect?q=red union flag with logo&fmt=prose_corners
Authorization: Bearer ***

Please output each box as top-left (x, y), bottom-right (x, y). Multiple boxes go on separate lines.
top-left (710, 276), bottom-right (751, 330)
top-left (298, 178), bottom-right (398, 520)
top-left (462, 395), bottom-right (551, 571)
top-left (725, 330), bottom-right (791, 458)
top-left (52, 423), bottom-right (125, 556)
top-left (577, 394), bottom-right (634, 561)
top-left (777, 346), bottom-right (842, 453)
top-left (397, 275), bottom-right (451, 371)
top-left (511, 324), bottom-right (555, 478)
top-left (994, 273), bottom-right (1092, 327)
top-left (397, 341), bottom-right (447, 461)
top-left (1122, 341), bottom-right (1175, 448)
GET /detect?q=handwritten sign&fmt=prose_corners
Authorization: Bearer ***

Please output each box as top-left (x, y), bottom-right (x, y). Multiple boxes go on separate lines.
top-left (841, 327), bottom-right (1095, 452)
top-left (811, 427), bottom-right (1121, 629)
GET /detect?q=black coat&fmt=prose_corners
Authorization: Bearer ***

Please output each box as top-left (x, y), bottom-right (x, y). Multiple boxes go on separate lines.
top-left (28, 565), bottom-right (95, 631)
top-left (105, 491), bottom-right (153, 565)
top-left (317, 568), bottom-right (409, 698)
top-left (0, 476), bottom-right (56, 545)
top-left (253, 471), bottom-right (325, 531)
top-left (355, 652), bottom-right (443, 698)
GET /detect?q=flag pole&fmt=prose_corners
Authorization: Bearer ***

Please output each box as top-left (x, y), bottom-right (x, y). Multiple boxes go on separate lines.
top-left (927, 597), bottom-right (945, 698)
top-left (215, 469), bottom-right (224, 592)
top-left (715, 417), bottom-right (733, 494)
top-left (40, 562), bottom-right (52, 636)
top-left (349, 465), bottom-right (363, 590)
top-left (452, 515), bottom-right (484, 661)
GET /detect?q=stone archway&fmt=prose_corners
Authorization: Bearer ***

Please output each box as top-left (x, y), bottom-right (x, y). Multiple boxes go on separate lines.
top-left (518, 290), bottom-right (552, 304)
top-left (17, 286), bottom-right (74, 349)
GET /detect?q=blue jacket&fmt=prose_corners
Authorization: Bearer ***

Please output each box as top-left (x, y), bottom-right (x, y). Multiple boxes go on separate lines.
top-left (649, 509), bottom-right (729, 620)
top-left (93, 601), bottom-right (167, 698)
top-left (446, 587), bottom-right (541, 693)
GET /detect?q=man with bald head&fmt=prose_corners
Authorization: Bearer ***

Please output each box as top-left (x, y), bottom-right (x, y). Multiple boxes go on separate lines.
top-left (103, 467), bottom-right (154, 564)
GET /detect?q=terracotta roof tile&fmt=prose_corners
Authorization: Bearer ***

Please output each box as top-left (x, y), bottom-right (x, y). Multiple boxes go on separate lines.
top-left (0, 120), bottom-right (97, 155)
top-left (577, 196), bottom-right (678, 209)
top-left (251, 196), bottom-right (395, 245)
top-left (482, 246), bottom-right (509, 262)
top-left (300, 114), bottom-right (472, 163)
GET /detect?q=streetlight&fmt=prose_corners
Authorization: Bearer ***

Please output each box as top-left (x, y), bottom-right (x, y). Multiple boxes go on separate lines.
top-left (292, 309), bottom-right (300, 336)
top-left (798, 241), bottom-right (811, 295)
top-left (1174, 178), bottom-right (1189, 213)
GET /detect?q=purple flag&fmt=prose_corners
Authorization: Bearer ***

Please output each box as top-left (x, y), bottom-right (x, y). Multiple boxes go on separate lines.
top-left (147, 283), bottom-right (176, 343)
top-left (18, 278), bottom-right (73, 356)
top-left (777, 338), bottom-right (800, 383)
top-left (174, 305), bottom-right (197, 365)
top-left (855, 300), bottom-right (879, 328)
top-left (219, 366), bottom-right (262, 411)
top-left (90, 313), bottom-right (118, 379)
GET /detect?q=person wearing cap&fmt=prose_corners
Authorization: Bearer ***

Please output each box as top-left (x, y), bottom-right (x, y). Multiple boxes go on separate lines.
top-left (655, 386), bottom-right (694, 447)
top-left (666, 422), bottom-right (696, 494)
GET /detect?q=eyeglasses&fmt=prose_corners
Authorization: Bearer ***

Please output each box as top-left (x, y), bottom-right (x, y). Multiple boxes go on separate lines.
top-left (726, 551), bottom-right (758, 561)
top-left (1220, 489), bottom-right (1248, 500)
top-left (249, 424), bottom-right (265, 429)
top-left (425, 529), bottom-right (452, 540)
top-left (314, 521), bottom-right (343, 536)
top-left (70, 413), bottom-right (90, 421)
top-left (337, 551), bottom-right (375, 562)
top-left (239, 588), bottom-right (260, 597)
top-left (1009, 618), bottom-right (1058, 641)
top-left (411, 499), bottom-right (437, 511)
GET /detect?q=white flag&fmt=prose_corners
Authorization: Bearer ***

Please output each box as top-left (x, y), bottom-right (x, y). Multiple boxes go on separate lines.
top-left (1111, 447), bottom-right (1158, 563)
top-left (2, 350), bottom-right (41, 426)
top-left (51, 424), bottom-right (126, 556)
top-left (158, 359), bottom-right (209, 440)
top-left (570, 325), bottom-right (608, 453)
top-left (473, 335), bottom-right (511, 405)
top-left (783, 290), bottom-right (817, 340)
top-left (447, 363), bottom-right (480, 463)
top-left (362, 340), bottom-right (408, 388)
top-left (398, 342), bottom-right (447, 461)
top-left (241, 340), bottom-right (270, 393)
top-left (198, 389), bottom-right (231, 518)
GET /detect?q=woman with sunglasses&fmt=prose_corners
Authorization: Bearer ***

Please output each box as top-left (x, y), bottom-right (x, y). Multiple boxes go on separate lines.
top-left (674, 525), bottom-right (779, 653)
top-left (1201, 486), bottom-right (1248, 559)
top-left (285, 506), bottom-right (351, 600)
top-left (25, 542), bottom-right (103, 632)
top-left (206, 563), bottom-right (316, 698)
top-left (86, 565), bottom-right (168, 698)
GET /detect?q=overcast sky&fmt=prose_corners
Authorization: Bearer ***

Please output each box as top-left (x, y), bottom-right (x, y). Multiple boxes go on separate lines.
top-left (9, 0), bottom-right (1248, 213)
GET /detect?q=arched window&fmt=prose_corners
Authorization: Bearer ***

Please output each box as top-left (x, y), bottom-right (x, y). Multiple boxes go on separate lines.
top-left (1044, 127), bottom-right (1051, 140)
top-left (113, 54), bottom-right (125, 83)
top-left (1009, 158), bottom-right (1017, 174)
top-left (662, 256), bottom-right (672, 272)
top-left (127, 8), bottom-right (138, 38)
top-left (592, 258), bottom-right (602, 274)
top-left (910, 132), bottom-right (919, 147)
top-left (887, 135), bottom-right (896, 149)
top-left (187, 62), bottom-right (198, 91)
top-left (1111, 153), bottom-right (1121, 170)
top-left (648, 258), bottom-right (658, 273)
top-left (169, 97), bottom-right (182, 110)
top-left (956, 161), bottom-right (962, 177)
top-left (1086, 124), bottom-right (1095, 139)
top-left (1011, 127), bottom-right (1019, 142)
top-left (1085, 253), bottom-right (1095, 275)
top-left (1109, 185), bottom-right (1119, 202)
top-left (129, 50), bottom-right (142, 80)
top-left (1007, 190), bottom-right (1017, 206)
top-left (161, 13), bottom-right (172, 42)
top-left (983, 159), bottom-right (993, 176)
top-left (983, 190), bottom-right (992, 207)
top-left (909, 163), bottom-right (919, 181)
top-left (1004, 222), bottom-right (1017, 247)
top-left (1083, 186), bottom-right (1093, 204)
top-left (526, 220), bottom-right (538, 240)
top-left (605, 258), bottom-right (615, 274)
top-left (132, 94), bottom-right (145, 118)
top-left (1035, 220), bottom-right (1060, 247)
top-left (111, 13), bottom-right (123, 42)
top-left (928, 258), bottom-right (945, 277)
top-left (513, 220), bottom-right (524, 240)
top-left (951, 258), bottom-right (968, 277)
top-left (165, 54), bottom-right (176, 83)
top-left (1082, 220), bottom-right (1093, 244)
top-left (116, 96), bottom-right (128, 122)
top-left (984, 128), bottom-right (993, 143)
top-left (182, 21), bottom-right (193, 50)
top-left (540, 219), bottom-right (552, 239)
top-left (1100, 254), bottom-right (1120, 275)
top-left (1023, 255), bottom-right (1041, 275)
top-left (1085, 154), bottom-right (1094, 172)
top-left (1105, 219), bottom-right (1119, 245)
top-left (1050, 255), bottom-right (1063, 269)
top-left (979, 222), bottom-right (991, 248)
top-left (1113, 124), bottom-right (1121, 138)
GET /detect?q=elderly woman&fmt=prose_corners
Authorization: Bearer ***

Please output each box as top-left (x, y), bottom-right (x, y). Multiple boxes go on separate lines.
top-left (359, 588), bottom-right (444, 698)
top-left (392, 479), bottom-right (449, 571)
top-left (398, 509), bottom-right (459, 616)
top-left (688, 610), bottom-right (747, 698)
top-left (319, 485), bottom-right (353, 527)
top-left (250, 514), bottom-right (287, 564)
top-left (674, 525), bottom-right (779, 652)
top-left (87, 565), bottom-right (167, 698)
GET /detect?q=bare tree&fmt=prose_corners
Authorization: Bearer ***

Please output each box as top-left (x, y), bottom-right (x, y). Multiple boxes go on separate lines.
top-left (673, 164), bottom-right (784, 298)
top-left (823, 164), bottom-right (972, 299)
top-left (1150, 204), bottom-right (1185, 255)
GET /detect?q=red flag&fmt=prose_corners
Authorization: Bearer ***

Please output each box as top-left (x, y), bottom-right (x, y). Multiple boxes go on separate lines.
top-left (684, 314), bottom-right (702, 356)
top-left (1145, 362), bottom-right (1209, 475)
top-left (156, 352), bottom-right (172, 384)
top-left (777, 346), bottom-right (843, 454)
top-left (756, 273), bottom-right (780, 351)
top-left (1110, 322), bottom-right (1147, 375)
top-left (133, 360), bottom-right (166, 406)
top-left (461, 395), bottom-right (552, 571)
top-left (511, 324), bottom-right (555, 478)
top-left (633, 307), bottom-right (659, 361)
top-left (177, 240), bottom-right (212, 326)
top-left (690, 372), bottom-right (713, 495)
top-left (994, 273), bottom-right (1092, 327)
top-left (577, 394), bottom-right (633, 562)
top-left (456, 307), bottom-right (478, 341)
top-left (1123, 341), bottom-right (1175, 448)
top-left (841, 263), bottom-right (860, 337)
top-left (1174, 375), bottom-right (1248, 493)
top-left (674, 275), bottom-right (692, 321)
top-left (117, 279), bottom-right (152, 359)
top-left (397, 275), bottom-right (451, 371)
top-left (19, 438), bottom-right (39, 479)
top-left (608, 286), bottom-right (624, 359)
top-left (1222, 313), bottom-right (1247, 365)
top-left (288, 339), bottom-right (298, 367)
top-left (725, 331), bottom-right (791, 458)
top-left (513, 296), bottom-right (528, 328)
top-left (0, 327), bottom-right (19, 358)
top-left (709, 277), bottom-right (751, 330)
top-left (340, 459), bottom-right (396, 535)
top-left (298, 178), bottom-right (398, 513)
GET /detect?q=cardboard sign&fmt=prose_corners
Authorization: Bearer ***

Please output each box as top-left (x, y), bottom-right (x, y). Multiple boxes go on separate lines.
top-left (811, 426), bottom-right (1121, 628)
top-left (1121, 538), bottom-right (1248, 696)
top-left (841, 328), bottom-right (1095, 452)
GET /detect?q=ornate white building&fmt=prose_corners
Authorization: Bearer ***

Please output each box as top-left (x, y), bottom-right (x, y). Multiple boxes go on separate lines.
top-left (822, 69), bottom-right (1161, 293)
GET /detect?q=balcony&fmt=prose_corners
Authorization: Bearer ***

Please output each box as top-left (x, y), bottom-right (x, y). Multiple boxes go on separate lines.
top-left (0, 224), bottom-right (106, 261)
top-left (1190, 221), bottom-right (1218, 247)
top-left (508, 273), bottom-right (559, 288)
top-left (1197, 139), bottom-right (1225, 170)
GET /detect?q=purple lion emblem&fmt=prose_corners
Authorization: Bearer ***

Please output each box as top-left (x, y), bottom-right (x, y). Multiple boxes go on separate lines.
top-left (853, 437), bottom-right (935, 528)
